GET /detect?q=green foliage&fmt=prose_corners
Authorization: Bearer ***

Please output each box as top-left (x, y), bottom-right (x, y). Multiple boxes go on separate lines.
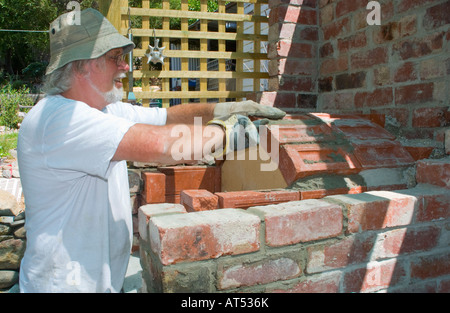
top-left (0, 132), bottom-right (18, 158)
top-left (0, 83), bottom-right (34, 129)
top-left (0, 0), bottom-right (222, 86)
top-left (22, 61), bottom-right (48, 82)
top-left (0, 0), bottom-right (99, 83)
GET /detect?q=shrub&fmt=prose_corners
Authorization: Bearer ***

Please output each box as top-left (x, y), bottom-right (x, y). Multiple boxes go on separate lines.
top-left (0, 84), bottom-right (34, 129)
top-left (0, 132), bottom-right (18, 159)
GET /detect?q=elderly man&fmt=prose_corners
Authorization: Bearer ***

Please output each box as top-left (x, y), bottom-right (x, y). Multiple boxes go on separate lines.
top-left (17, 8), bottom-right (284, 292)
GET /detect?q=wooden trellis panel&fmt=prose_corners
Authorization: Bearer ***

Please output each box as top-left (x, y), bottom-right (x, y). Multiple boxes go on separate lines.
top-left (118, 0), bottom-right (269, 107)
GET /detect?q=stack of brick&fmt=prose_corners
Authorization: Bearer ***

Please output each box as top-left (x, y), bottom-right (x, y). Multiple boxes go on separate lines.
top-left (219, 113), bottom-right (417, 200)
top-left (139, 113), bottom-right (420, 211)
top-left (138, 157), bottom-right (450, 292)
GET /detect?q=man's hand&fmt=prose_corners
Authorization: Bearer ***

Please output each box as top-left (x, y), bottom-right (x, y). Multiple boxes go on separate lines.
top-left (213, 100), bottom-right (286, 120)
top-left (207, 114), bottom-right (268, 159)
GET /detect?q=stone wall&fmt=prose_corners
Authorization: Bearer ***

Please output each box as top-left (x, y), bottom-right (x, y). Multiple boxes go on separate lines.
top-left (0, 190), bottom-right (25, 292)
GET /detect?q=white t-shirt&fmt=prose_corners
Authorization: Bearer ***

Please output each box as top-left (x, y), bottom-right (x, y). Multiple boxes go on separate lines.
top-left (17, 95), bottom-right (167, 292)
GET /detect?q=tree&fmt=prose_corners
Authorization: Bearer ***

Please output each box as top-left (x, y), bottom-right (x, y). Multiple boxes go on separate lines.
top-left (0, 0), bottom-right (221, 84)
top-left (0, 0), bottom-right (97, 80)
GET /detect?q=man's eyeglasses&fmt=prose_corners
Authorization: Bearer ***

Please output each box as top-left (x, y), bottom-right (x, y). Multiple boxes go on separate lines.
top-left (107, 54), bottom-right (127, 66)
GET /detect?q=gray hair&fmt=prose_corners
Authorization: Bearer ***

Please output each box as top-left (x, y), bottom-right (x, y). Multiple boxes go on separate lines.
top-left (42, 57), bottom-right (105, 95)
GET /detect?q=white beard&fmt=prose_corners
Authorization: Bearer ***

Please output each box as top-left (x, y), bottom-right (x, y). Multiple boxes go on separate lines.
top-left (85, 72), bottom-right (125, 104)
top-left (102, 85), bottom-right (123, 104)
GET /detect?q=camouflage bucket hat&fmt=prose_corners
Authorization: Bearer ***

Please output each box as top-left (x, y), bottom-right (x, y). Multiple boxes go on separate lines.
top-left (46, 8), bottom-right (135, 75)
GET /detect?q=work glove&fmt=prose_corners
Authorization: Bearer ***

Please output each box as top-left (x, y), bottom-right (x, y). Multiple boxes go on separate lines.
top-left (213, 100), bottom-right (286, 120)
top-left (207, 114), bottom-right (269, 159)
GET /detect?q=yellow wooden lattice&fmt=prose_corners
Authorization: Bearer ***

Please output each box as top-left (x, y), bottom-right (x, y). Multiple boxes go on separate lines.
top-left (112, 0), bottom-right (269, 107)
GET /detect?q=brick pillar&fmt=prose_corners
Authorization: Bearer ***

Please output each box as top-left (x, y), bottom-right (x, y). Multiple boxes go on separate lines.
top-left (249, 0), bottom-right (319, 112)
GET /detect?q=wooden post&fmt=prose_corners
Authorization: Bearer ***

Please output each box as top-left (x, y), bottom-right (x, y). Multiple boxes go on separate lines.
top-left (98, 0), bottom-right (122, 31)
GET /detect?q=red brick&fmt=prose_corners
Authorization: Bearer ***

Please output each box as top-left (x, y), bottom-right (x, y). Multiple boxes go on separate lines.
top-left (157, 166), bottom-right (220, 202)
top-left (397, 0), bottom-right (435, 13)
top-left (393, 62), bottom-right (417, 82)
top-left (423, 1), bottom-right (450, 30)
top-left (318, 76), bottom-right (333, 92)
top-left (380, 1), bottom-right (395, 23)
top-left (336, 0), bottom-right (367, 18)
top-left (417, 190), bottom-right (450, 222)
top-left (296, 26), bottom-right (319, 41)
top-left (269, 6), bottom-right (317, 25)
top-left (320, 42), bottom-right (334, 58)
top-left (272, 92), bottom-right (297, 108)
top-left (267, 122), bottom-right (335, 146)
top-left (320, 92), bottom-right (355, 110)
top-left (299, 185), bottom-right (366, 200)
top-left (395, 32), bottom-right (444, 60)
top-left (277, 76), bottom-right (314, 92)
top-left (276, 58), bottom-right (316, 76)
top-left (307, 234), bottom-right (377, 273)
top-left (141, 171), bottom-right (166, 204)
top-left (373, 16), bottom-right (417, 44)
top-left (357, 113), bottom-right (386, 128)
top-left (219, 256), bottom-right (302, 290)
top-left (320, 55), bottom-right (348, 75)
top-left (351, 139), bottom-right (415, 169)
top-left (412, 107), bottom-right (447, 128)
top-left (402, 185), bottom-right (450, 222)
top-left (323, 17), bottom-right (351, 40)
top-left (351, 47), bottom-right (388, 69)
top-left (419, 58), bottom-right (445, 80)
top-left (270, 272), bottom-right (342, 293)
top-left (403, 146), bottom-right (434, 161)
top-left (138, 203), bottom-right (187, 242)
top-left (343, 259), bottom-right (407, 292)
top-left (416, 158), bottom-right (450, 188)
top-left (335, 72), bottom-right (366, 90)
top-left (250, 91), bottom-right (296, 109)
top-left (215, 189), bottom-right (300, 209)
top-left (180, 189), bottom-right (218, 212)
top-left (279, 143), bottom-right (361, 185)
top-left (320, 3), bottom-right (333, 25)
top-left (297, 94), bottom-right (317, 109)
top-left (337, 31), bottom-right (367, 53)
top-left (248, 199), bottom-right (343, 246)
top-left (376, 226), bottom-right (440, 259)
top-left (395, 83), bottom-right (434, 105)
top-left (149, 209), bottom-right (260, 265)
top-left (411, 251), bottom-right (450, 280)
top-left (355, 87), bottom-right (394, 108)
top-left (328, 191), bottom-right (417, 233)
top-left (269, 40), bottom-right (314, 59)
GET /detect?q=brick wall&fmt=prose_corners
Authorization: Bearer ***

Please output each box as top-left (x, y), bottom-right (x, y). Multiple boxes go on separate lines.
top-left (250, 0), bottom-right (450, 156)
top-left (138, 158), bottom-right (450, 293)
top-left (134, 0), bottom-right (450, 293)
